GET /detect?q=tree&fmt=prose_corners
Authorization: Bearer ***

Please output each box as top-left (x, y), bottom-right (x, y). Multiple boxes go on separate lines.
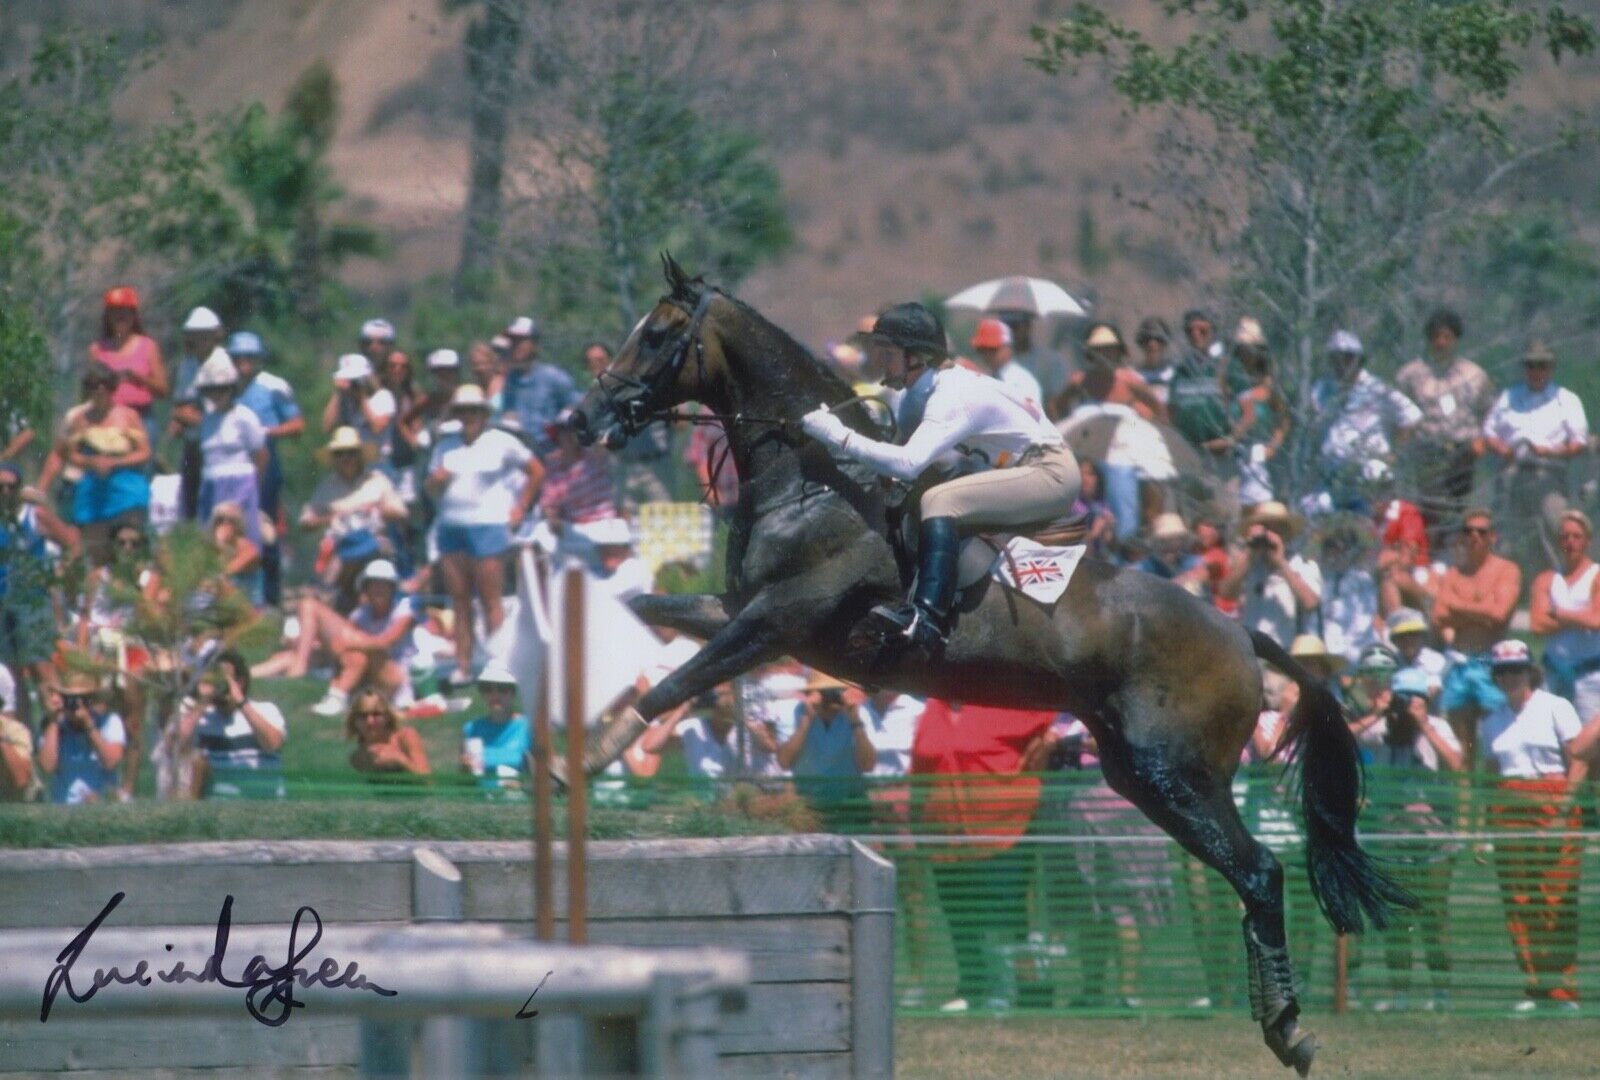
top-left (1033, 0), bottom-right (1595, 489)
top-left (450, 0), bottom-right (527, 302)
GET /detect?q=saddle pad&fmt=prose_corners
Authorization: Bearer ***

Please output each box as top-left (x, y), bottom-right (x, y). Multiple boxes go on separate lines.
top-left (992, 537), bottom-right (1088, 605)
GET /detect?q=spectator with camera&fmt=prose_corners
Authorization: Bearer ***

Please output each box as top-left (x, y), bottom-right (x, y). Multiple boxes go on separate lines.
top-left (460, 663), bottom-right (530, 787)
top-left (775, 671), bottom-right (875, 830)
top-left (37, 670), bottom-right (126, 805)
top-left (1384, 608), bottom-right (1448, 701)
top-left (1218, 501), bottom-right (1322, 649)
top-left (346, 688), bottom-right (430, 779)
top-left (320, 352), bottom-right (396, 453)
top-left (167, 650), bottom-right (286, 800)
top-left (1348, 667), bottom-right (1462, 1011)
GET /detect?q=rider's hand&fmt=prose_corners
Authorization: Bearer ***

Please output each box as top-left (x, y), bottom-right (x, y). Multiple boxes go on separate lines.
top-left (800, 407), bottom-right (850, 448)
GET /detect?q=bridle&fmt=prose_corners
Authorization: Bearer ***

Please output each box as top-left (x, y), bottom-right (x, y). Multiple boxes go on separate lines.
top-left (593, 286), bottom-right (719, 439)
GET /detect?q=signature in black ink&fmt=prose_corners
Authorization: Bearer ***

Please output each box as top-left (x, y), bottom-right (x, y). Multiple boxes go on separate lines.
top-left (516, 970), bottom-right (553, 1019)
top-left (41, 892), bottom-right (397, 1027)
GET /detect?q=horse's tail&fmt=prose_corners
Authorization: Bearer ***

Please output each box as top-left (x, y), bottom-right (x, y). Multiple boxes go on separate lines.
top-left (1249, 630), bottom-right (1417, 933)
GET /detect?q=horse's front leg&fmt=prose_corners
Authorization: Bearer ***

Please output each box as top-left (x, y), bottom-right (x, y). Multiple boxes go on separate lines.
top-left (628, 592), bottom-right (736, 641)
top-left (556, 603), bottom-right (781, 781)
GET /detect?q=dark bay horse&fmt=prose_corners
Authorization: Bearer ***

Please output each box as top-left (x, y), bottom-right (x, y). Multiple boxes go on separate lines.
top-left (567, 256), bottom-right (1412, 1074)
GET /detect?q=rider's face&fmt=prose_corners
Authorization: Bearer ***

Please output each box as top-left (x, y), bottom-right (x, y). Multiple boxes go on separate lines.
top-left (870, 343), bottom-right (911, 386)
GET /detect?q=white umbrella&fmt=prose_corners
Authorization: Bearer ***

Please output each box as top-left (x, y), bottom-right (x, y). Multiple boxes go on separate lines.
top-left (946, 276), bottom-right (1089, 318)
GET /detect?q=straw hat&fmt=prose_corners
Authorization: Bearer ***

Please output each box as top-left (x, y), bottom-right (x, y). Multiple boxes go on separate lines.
top-left (1289, 634), bottom-right (1346, 677)
top-left (45, 667), bottom-right (101, 696)
top-left (1233, 317), bottom-right (1267, 349)
top-left (316, 426), bottom-right (378, 464)
top-left (209, 501), bottom-right (246, 528)
top-left (1243, 500), bottom-right (1304, 539)
top-left (802, 670), bottom-right (852, 692)
top-left (1385, 607), bottom-right (1429, 638)
top-left (450, 383), bottom-right (491, 411)
top-left (1149, 512), bottom-right (1190, 542)
top-left (1521, 339), bottom-right (1557, 364)
top-left (1085, 324), bottom-right (1123, 351)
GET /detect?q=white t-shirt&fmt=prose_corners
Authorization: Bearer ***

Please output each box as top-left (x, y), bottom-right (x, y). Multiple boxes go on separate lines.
top-left (1061, 402), bottom-right (1177, 480)
top-left (195, 700), bottom-right (286, 769)
top-left (829, 365), bottom-right (1063, 482)
top-left (1239, 553), bottom-right (1324, 649)
top-left (1482, 384), bottom-right (1589, 454)
top-left (594, 556), bottom-right (654, 604)
top-left (307, 470), bottom-right (403, 538)
top-left (859, 693), bottom-right (922, 776)
top-left (200, 404), bottom-right (266, 480)
top-left (1479, 689), bottom-right (1581, 778)
top-left (349, 597), bottom-right (418, 665)
top-left (675, 715), bottom-right (737, 779)
top-left (430, 429), bottom-right (534, 527)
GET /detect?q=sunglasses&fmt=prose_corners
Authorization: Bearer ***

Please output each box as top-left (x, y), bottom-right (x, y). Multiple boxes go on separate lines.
top-left (115, 538), bottom-right (143, 551)
top-left (358, 709), bottom-right (389, 719)
top-left (1460, 525), bottom-right (1492, 537)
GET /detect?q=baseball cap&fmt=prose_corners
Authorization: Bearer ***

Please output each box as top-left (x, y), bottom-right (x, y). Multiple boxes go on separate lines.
top-left (360, 318), bottom-right (396, 342)
top-left (505, 315), bottom-right (539, 339)
top-left (1390, 668), bottom-right (1430, 698)
top-left (1488, 639), bottom-right (1533, 669)
top-left (478, 661), bottom-right (518, 688)
top-left (1325, 329), bottom-right (1363, 356)
top-left (183, 306), bottom-right (222, 332)
top-left (226, 330), bottom-right (266, 359)
top-left (335, 353), bottom-right (374, 382)
top-left (1385, 608), bottom-right (1428, 637)
top-left (359, 559), bottom-right (400, 585)
top-left (1355, 644), bottom-right (1399, 674)
top-left (970, 318), bottom-right (1012, 350)
top-left (102, 286), bottom-right (140, 309)
top-left (426, 348), bottom-right (462, 370)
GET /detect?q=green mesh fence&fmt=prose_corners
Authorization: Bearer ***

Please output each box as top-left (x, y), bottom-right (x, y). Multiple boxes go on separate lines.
top-left (241, 764), bottom-right (1597, 1016)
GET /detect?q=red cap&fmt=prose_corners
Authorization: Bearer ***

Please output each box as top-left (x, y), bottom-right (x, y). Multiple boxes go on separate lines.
top-left (102, 286), bottom-right (141, 309)
top-left (970, 317), bottom-right (1011, 350)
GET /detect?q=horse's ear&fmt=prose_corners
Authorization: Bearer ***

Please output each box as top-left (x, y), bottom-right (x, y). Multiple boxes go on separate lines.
top-left (661, 251), bottom-right (691, 296)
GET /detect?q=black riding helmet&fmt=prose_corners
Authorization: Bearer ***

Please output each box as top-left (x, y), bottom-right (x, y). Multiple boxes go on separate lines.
top-left (869, 302), bottom-right (948, 360)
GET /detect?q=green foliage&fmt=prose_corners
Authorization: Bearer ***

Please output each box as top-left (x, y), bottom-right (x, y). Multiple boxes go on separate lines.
top-left (0, 292), bottom-right (54, 446)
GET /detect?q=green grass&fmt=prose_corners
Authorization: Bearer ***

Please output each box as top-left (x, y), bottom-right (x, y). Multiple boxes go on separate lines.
top-left (897, 1013), bottom-right (1600, 1079)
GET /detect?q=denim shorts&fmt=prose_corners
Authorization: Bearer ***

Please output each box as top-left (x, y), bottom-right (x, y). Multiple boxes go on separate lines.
top-left (435, 522), bottom-right (511, 559)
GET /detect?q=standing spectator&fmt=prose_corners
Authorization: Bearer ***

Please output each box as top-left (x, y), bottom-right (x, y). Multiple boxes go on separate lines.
top-left (1481, 339), bottom-right (1589, 538)
top-left (1433, 508), bottom-right (1521, 760)
top-left (583, 517), bottom-right (654, 603)
top-left (858, 687), bottom-right (923, 778)
top-left (467, 340), bottom-right (506, 409)
top-left (1315, 515), bottom-right (1381, 666)
top-left (1364, 460), bottom-right (1436, 615)
top-left (37, 671), bottom-right (125, 805)
top-left (1309, 330), bottom-right (1422, 499)
top-left (56, 363), bottom-right (151, 561)
top-left (911, 699), bottom-right (1055, 1012)
top-left (1132, 316), bottom-right (1175, 404)
top-left (168, 650), bottom-right (286, 799)
top-left (320, 353), bottom-right (397, 453)
top-left (193, 350), bottom-right (268, 547)
top-left (1193, 517), bottom-right (1237, 616)
top-left (997, 311), bottom-right (1070, 418)
top-left (1347, 667), bottom-right (1462, 1011)
top-left (229, 331), bottom-right (302, 607)
top-left (1529, 511), bottom-right (1600, 728)
top-left (398, 349), bottom-right (463, 475)
top-left (294, 560), bottom-right (419, 716)
top-left (501, 316), bottom-right (579, 457)
top-left (539, 409), bottom-right (618, 533)
top-left (1218, 501), bottom-right (1323, 649)
top-left (1227, 318), bottom-right (1288, 511)
top-left (1064, 323), bottom-right (1166, 423)
top-left (1179, 307), bottom-right (1225, 365)
top-left (425, 384), bottom-right (544, 686)
top-left (1134, 513), bottom-right (1209, 594)
top-left (1394, 309), bottom-right (1495, 539)
top-left (88, 286), bottom-right (168, 446)
top-left (347, 688), bottom-right (430, 779)
top-left (376, 347), bottom-right (419, 487)
top-left (169, 307), bottom-right (224, 518)
top-left (357, 318), bottom-right (406, 376)
top-left (775, 672), bottom-right (875, 831)
top-left (1167, 310), bottom-right (1241, 523)
top-left (461, 663), bottom-right (531, 786)
top-left (1479, 639), bottom-right (1584, 1012)
top-left (302, 427), bottom-right (408, 611)
top-left (971, 319), bottom-right (1043, 408)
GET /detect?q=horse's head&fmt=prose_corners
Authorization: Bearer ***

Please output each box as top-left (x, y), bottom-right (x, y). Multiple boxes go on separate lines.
top-left (572, 252), bottom-right (717, 449)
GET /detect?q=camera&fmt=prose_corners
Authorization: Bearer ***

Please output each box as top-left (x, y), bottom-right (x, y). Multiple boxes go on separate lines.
top-left (817, 687), bottom-right (846, 708)
top-left (59, 694), bottom-right (88, 714)
top-left (1383, 693), bottom-right (1421, 745)
top-left (1247, 533), bottom-right (1274, 552)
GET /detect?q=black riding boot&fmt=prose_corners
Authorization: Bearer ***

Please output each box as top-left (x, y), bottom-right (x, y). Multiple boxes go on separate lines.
top-left (867, 517), bottom-right (960, 660)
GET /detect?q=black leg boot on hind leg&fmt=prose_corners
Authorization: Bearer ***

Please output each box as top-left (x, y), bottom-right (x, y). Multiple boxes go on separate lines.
top-left (1245, 922), bottom-right (1317, 1076)
top-left (861, 517), bottom-right (959, 664)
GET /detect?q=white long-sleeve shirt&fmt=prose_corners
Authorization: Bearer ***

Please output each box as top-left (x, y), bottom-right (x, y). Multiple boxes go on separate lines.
top-left (824, 366), bottom-right (1062, 482)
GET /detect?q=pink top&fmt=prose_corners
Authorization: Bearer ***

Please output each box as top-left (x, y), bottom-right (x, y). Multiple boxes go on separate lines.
top-left (89, 334), bottom-right (161, 411)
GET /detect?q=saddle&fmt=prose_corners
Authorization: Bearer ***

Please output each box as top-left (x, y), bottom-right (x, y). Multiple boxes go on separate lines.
top-left (886, 456), bottom-right (1090, 593)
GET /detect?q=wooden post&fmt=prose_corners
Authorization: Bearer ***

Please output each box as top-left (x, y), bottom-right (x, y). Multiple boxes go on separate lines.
top-left (525, 549), bottom-right (556, 943)
top-left (564, 564), bottom-right (587, 945)
top-left (1333, 933), bottom-right (1348, 1014)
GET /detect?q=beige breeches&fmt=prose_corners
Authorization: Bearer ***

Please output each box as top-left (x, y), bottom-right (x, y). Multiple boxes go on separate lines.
top-left (920, 445), bottom-right (1081, 528)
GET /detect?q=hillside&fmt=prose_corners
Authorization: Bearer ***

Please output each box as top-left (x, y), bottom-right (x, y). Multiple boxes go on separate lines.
top-left (6, 0), bottom-right (1599, 350)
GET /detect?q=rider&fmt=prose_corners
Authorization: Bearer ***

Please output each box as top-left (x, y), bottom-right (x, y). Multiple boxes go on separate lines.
top-left (801, 302), bottom-right (1079, 659)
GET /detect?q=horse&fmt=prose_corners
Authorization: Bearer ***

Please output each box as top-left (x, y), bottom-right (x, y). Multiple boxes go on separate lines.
top-left (566, 255), bottom-right (1413, 1075)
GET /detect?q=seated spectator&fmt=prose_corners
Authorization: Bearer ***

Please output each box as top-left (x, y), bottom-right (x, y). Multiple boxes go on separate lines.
top-left (1309, 330), bottom-right (1420, 500)
top-left (1394, 308), bottom-right (1494, 541)
top-left (302, 426), bottom-right (408, 611)
top-left (1481, 339), bottom-right (1588, 534)
top-left (1134, 513), bottom-right (1208, 595)
top-left (1480, 639), bottom-right (1584, 1012)
top-left (581, 517), bottom-right (654, 602)
top-left (193, 349), bottom-right (268, 548)
top-left (775, 671), bottom-right (875, 830)
top-left (0, 672), bottom-right (40, 801)
top-left (346, 688), bottom-right (430, 778)
top-left (292, 560), bottom-right (418, 716)
top-left (461, 663), bottom-right (531, 785)
top-left (209, 502), bottom-right (262, 605)
top-left (37, 670), bottom-right (126, 805)
top-left (636, 684), bottom-right (776, 783)
top-left (1219, 501), bottom-right (1322, 649)
top-left (1384, 607), bottom-right (1448, 699)
top-left (1316, 514), bottom-right (1381, 665)
top-left (1529, 510), bottom-right (1600, 728)
top-left (168, 650), bottom-right (285, 799)
top-left (55, 363), bottom-right (152, 561)
top-left (425, 384), bottom-right (543, 686)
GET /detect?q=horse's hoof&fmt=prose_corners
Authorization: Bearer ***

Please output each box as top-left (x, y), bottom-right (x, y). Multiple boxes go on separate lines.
top-left (547, 755), bottom-right (569, 793)
top-left (1266, 1020), bottom-right (1317, 1076)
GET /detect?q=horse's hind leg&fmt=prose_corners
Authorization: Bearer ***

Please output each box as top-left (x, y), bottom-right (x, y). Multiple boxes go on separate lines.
top-left (1105, 744), bottom-right (1317, 1077)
